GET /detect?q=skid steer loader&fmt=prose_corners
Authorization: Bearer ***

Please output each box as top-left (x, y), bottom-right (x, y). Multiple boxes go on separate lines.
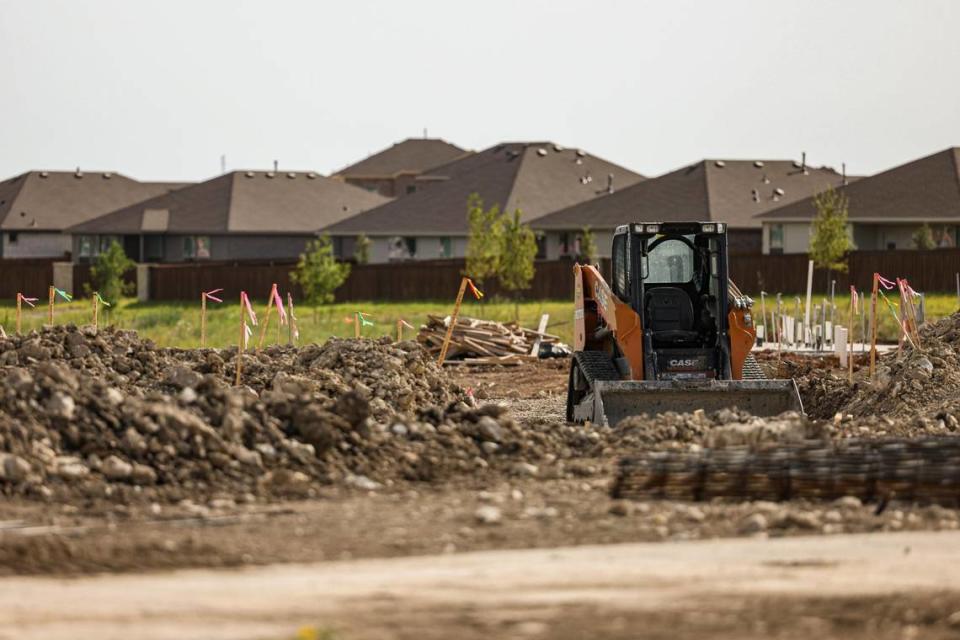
top-left (567, 221), bottom-right (802, 426)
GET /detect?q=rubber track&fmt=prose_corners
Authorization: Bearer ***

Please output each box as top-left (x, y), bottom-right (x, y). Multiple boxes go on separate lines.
top-left (572, 351), bottom-right (621, 384)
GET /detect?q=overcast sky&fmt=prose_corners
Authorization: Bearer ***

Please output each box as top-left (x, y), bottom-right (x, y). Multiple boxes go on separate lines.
top-left (1, 0), bottom-right (958, 182)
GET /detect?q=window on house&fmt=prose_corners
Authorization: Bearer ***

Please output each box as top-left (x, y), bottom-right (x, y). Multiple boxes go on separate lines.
top-left (79, 236), bottom-right (95, 257)
top-left (769, 224), bottom-right (784, 254)
top-left (8, 232), bottom-right (18, 244)
top-left (535, 234), bottom-right (547, 259)
top-left (887, 242), bottom-right (896, 250)
top-left (183, 236), bottom-right (212, 260)
top-left (406, 185), bottom-right (417, 194)
top-left (559, 232), bottom-right (570, 256)
top-left (439, 237), bottom-right (452, 258)
top-left (387, 236), bottom-right (416, 260)
top-left (144, 235), bottom-right (164, 261)
top-left (99, 235), bottom-right (120, 254)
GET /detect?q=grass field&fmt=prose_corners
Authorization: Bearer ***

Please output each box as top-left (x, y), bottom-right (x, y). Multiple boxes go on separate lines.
top-left (1, 293), bottom-right (956, 349)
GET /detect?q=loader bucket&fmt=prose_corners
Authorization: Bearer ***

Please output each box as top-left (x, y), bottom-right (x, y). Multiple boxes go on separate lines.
top-left (573, 379), bottom-right (804, 427)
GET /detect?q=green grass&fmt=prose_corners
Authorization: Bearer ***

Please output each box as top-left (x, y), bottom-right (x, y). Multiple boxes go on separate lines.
top-left (0, 297), bottom-right (576, 348)
top-left (1, 293), bottom-right (956, 348)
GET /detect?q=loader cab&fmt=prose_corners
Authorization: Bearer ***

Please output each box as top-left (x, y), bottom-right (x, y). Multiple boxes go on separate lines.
top-left (612, 222), bottom-right (733, 380)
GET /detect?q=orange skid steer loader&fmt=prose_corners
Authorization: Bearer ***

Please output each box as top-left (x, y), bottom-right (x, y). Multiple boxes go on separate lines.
top-left (567, 221), bottom-right (802, 426)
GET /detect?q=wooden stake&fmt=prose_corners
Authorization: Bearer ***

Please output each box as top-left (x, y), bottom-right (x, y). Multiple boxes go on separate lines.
top-left (16, 294), bottom-right (22, 334)
top-left (200, 293), bottom-right (207, 348)
top-left (48, 285), bottom-right (54, 325)
top-left (235, 292), bottom-right (244, 386)
top-left (848, 288), bottom-right (855, 383)
top-left (896, 279), bottom-right (905, 354)
top-left (92, 292), bottom-right (99, 329)
top-left (287, 293), bottom-right (294, 345)
top-left (257, 284), bottom-right (278, 350)
top-left (869, 273), bottom-right (879, 379)
top-left (354, 312), bottom-right (361, 339)
top-left (437, 277), bottom-right (469, 365)
top-left (396, 318), bottom-right (403, 342)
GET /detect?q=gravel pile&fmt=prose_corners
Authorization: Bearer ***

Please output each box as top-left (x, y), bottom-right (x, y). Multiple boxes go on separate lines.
top-left (0, 326), bottom-right (598, 503)
top-left (797, 313), bottom-right (960, 434)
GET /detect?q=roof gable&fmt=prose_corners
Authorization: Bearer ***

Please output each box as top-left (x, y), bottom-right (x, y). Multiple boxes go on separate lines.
top-left (334, 138), bottom-right (469, 177)
top-left (0, 171), bottom-right (183, 231)
top-left (324, 142), bottom-right (644, 236)
top-left (758, 148), bottom-right (960, 222)
top-left (532, 159), bottom-right (845, 230)
top-left (70, 171), bottom-right (389, 235)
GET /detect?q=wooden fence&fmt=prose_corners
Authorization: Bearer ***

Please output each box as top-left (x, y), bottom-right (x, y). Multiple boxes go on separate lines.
top-left (148, 258), bottom-right (612, 302)
top-left (730, 249), bottom-right (960, 295)
top-left (0, 259), bottom-right (55, 299)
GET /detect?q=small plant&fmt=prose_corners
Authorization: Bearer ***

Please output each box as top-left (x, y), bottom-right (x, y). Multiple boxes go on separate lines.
top-left (498, 209), bottom-right (538, 322)
top-left (354, 233), bottom-right (371, 264)
top-left (465, 193), bottom-right (503, 285)
top-left (87, 240), bottom-right (134, 306)
top-left (579, 225), bottom-right (598, 264)
top-left (810, 185), bottom-right (852, 286)
top-left (290, 234), bottom-right (351, 321)
top-left (912, 223), bottom-right (936, 250)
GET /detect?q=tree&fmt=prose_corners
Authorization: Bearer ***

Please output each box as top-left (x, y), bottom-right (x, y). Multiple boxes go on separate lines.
top-left (498, 209), bottom-right (538, 322)
top-left (810, 186), bottom-right (852, 284)
top-left (912, 223), bottom-right (936, 250)
top-left (290, 234), bottom-right (351, 321)
top-left (579, 225), bottom-right (598, 264)
top-left (354, 233), bottom-right (371, 264)
top-left (88, 240), bottom-right (134, 306)
top-left (465, 193), bottom-right (503, 285)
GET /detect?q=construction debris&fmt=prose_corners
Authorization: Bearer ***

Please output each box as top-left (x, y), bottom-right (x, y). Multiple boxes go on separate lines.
top-left (418, 314), bottom-right (564, 364)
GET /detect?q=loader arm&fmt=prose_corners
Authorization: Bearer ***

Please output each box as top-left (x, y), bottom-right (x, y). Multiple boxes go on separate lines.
top-left (573, 263), bottom-right (644, 380)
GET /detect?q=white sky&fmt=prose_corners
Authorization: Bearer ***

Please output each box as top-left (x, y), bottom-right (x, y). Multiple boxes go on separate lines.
top-left (1, 0), bottom-right (958, 182)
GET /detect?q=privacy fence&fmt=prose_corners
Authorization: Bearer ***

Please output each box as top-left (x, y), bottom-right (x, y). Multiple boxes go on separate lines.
top-left (145, 258), bottom-right (612, 302)
top-left (2, 251), bottom-right (958, 303)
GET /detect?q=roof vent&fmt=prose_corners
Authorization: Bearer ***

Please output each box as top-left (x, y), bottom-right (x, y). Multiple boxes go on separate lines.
top-left (266, 172), bottom-right (275, 179)
top-left (102, 172), bottom-right (112, 179)
top-left (606, 173), bottom-right (615, 194)
top-left (774, 187), bottom-right (785, 196)
top-left (714, 160), bottom-right (725, 168)
top-left (576, 149), bottom-right (586, 157)
top-left (245, 171), bottom-right (255, 178)
top-left (506, 150), bottom-right (520, 159)
top-left (553, 144), bottom-right (564, 152)
top-left (306, 172), bottom-right (317, 179)
top-left (39, 171), bottom-right (49, 178)
top-left (74, 167), bottom-right (83, 178)
top-left (536, 148), bottom-right (547, 157)
top-left (762, 174), bottom-right (770, 184)
top-left (287, 172), bottom-right (296, 179)
top-left (752, 189), bottom-right (760, 202)
top-left (753, 161), bottom-right (764, 168)
top-left (792, 160), bottom-right (802, 169)
top-left (579, 173), bottom-right (593, 185)
top-left (575, 157), bottom-right (583, 166)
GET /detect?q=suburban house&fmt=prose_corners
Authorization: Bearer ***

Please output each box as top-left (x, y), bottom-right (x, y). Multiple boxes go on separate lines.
top-left (531, 158), bottom-right (849, 258)
top-left (68, 170), bottom-right (388, 262)
top-left (757, 147), bottom-right (960, 253)
top-left (0, 170), bottom-right (184, 258)
top-left (332, 137), bottom-right (469, 198)
top-left (323, 142), bottom-right (645, 263)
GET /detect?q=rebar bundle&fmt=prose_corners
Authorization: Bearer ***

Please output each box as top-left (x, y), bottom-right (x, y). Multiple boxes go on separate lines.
top-left (612, 437), bottom-right (960, 506)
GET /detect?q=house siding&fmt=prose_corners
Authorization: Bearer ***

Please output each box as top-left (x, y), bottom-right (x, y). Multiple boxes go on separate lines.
top-left (2, 231), bottom-right (71, 258)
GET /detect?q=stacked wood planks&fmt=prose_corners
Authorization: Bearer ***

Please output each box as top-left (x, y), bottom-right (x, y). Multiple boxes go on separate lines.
top-left (418, 314), bottom-right (560, 365)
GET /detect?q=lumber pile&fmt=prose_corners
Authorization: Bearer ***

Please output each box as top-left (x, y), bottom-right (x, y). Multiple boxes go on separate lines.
top-left (418, 314), bottom-right (559, 365)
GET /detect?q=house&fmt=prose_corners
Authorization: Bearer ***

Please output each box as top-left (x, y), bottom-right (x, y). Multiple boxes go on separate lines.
top-left (68, 170), bottom-right (388, 262)
top-left (531, 158), bottom-right (848, 258)
top-left (0, 170), bottom-right (184, 258)
top-left (757, 147), bottom-right (960, 253)
top-left (332, 137), bottom-right (470, 198)
top-left (323, 142), bottom-right (644, 262)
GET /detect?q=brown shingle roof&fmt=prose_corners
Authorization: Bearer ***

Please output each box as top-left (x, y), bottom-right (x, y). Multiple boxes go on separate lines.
top-left (532, 159), bottom-right (846, 231)
top-left (69, 171), bottom-right (389, 235)
top-left (333, 138), bottom-right (469, 177)
top-left (324, 142), bottom-right (645, 236)
top-left (0, 171), bottom-right (185, 232)
top-left (757, 148), bottom-right (960, 222)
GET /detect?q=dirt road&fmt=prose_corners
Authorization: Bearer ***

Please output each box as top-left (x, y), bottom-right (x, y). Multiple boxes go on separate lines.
top-left (2, 531), bottom-right (960, 640)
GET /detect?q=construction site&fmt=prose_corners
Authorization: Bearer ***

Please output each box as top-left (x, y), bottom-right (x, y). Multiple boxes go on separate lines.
top-left (1, 276), bottom-right (960, 637)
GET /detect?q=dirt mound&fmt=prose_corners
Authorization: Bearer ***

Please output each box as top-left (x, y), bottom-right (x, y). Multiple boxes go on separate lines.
top-left (0, 326), bottom-right (599, 504)
top-left (797, 313), bottom-right (960, 430)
